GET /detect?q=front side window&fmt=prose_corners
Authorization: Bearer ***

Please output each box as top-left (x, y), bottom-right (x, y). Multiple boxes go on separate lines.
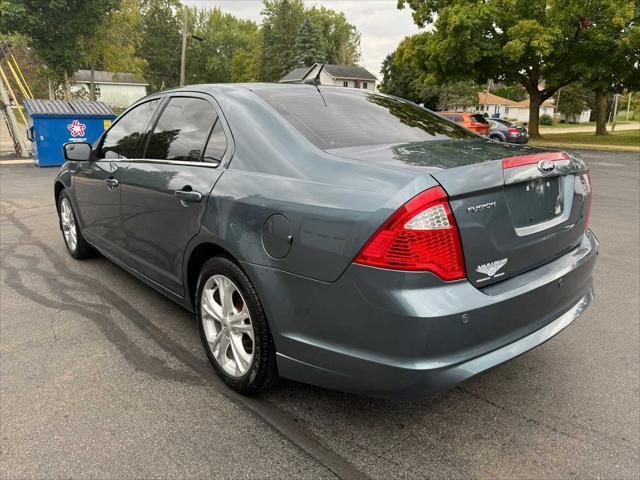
top-left (99, 99), bottom-right (159, 159)
top-left (145, 97), bottom-right (217, 162)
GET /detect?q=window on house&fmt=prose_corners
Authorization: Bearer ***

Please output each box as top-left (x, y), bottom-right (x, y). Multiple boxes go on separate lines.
top-left (343, 81), bottom-right (348, 87)
top-left (505, 106), bottom-right (510, 114)
top-left (362, 82), bottom-right (368, 89)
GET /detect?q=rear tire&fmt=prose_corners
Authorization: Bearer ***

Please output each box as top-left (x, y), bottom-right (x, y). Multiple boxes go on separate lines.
top-left (196, 256), bottom-right (278, 395)
top-left (57, 190), bottom-right (92, 259)
top-left (490, 134), bottom-right (504, 142)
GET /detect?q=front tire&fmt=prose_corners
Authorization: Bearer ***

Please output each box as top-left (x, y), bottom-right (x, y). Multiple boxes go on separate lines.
top-left (58, 190), bottom-right (92, 259)
top-left (197, 256), bottom-right (278, 395)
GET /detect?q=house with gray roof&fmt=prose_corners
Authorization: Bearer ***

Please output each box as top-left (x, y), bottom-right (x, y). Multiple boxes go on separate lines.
top-left (71, 70), bottom-right (148, 108)
top-left (280, 63), bottom-right (377, 91)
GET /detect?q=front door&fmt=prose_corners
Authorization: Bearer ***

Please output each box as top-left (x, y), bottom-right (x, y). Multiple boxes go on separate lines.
top-left (74, 98), bottom-right (161, 256)
top-left (118, 95), bottom-right (229, 295)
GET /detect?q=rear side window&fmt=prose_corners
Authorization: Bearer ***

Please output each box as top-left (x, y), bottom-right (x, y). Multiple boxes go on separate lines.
top-left (145, 97), bottom-right (217, 162)
top-left (255, 88), bottom-right (475, 150)
top-left (203, 120), bottom-right (227, 164)
top-left (99, 99), bottom-right (159, 159)
top-left (470, 114), bottom-right (489, 124)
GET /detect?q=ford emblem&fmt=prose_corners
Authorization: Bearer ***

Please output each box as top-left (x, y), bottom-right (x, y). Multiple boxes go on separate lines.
top-left (538, 159), bottom-right (555, 173)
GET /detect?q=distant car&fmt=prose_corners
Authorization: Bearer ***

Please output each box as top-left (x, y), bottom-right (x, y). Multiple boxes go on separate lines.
top-left (438, 111), bottom-right (490, 135)
top-left (488, 118), bottom-right (529, 144)
top-left (54, 84), bottom-right (596, 399)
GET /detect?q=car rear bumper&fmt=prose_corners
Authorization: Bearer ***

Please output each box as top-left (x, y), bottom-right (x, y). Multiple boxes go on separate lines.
top-left (507, 136), bottom-right (529, 144)
top-left (241, 230), bottom-right (598, 399)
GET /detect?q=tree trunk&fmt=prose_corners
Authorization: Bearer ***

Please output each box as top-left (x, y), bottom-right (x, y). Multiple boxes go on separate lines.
top-left (64, 71), bottom-right (71, 100)
top-left (594, 88), bottom-right (608, 136)
top-left (527, 93), bottom-right (543, 138)
top-left (89, 64), bottom-right (96, 101)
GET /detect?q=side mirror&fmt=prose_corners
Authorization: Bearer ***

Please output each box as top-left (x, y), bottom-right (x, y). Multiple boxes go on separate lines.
top-left (63, 142), bottom-right (92, 161)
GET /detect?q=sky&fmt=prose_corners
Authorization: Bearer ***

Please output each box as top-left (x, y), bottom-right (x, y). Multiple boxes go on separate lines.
top-left (182, 0), bottom-right (423, 81)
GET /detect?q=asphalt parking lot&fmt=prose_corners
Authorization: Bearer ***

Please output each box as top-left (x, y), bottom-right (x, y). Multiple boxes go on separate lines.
top-left (1, 149), bottom-right (638, 479)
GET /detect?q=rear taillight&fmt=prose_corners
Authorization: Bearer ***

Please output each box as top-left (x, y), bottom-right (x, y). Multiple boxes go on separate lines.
top-left (508, 127), bottom-right (520, 134)
top-left (585, 173), bottom-right (592, 230)
top-left (469, 122), bottom-right (485, 128)
top-left (353, 186), bottom-right (466, 280)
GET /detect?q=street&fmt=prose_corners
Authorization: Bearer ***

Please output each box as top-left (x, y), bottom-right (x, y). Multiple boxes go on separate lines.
top-left (1, 150), bottom-right (638, 479)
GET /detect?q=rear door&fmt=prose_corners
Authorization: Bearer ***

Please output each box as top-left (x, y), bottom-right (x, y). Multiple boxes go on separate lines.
top-left (432, 151), bottom-right (591, 287)
top-left (74, 98), bottom-right (160, 256)
top-left (118, 94), bottom-right (229, 295)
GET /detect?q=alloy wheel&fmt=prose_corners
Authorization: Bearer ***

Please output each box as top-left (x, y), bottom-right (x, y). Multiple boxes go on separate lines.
top-left (201, 274), bottom-right (255, 377)
top-left (60, 197), bottom-right (78, 252)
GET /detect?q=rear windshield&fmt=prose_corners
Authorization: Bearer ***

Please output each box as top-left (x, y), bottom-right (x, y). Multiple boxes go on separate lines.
top-left (255, 87), bottom-right (476, 150)
top-left (470, 114), bottom-right (489, 124)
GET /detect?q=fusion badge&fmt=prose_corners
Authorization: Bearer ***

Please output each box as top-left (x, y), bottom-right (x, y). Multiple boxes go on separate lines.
top-left (467, 201), bottom-right (496, 214)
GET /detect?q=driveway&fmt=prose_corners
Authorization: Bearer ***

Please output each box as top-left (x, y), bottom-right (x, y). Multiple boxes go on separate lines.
top-left (1, 150), bottom-right (638, 479)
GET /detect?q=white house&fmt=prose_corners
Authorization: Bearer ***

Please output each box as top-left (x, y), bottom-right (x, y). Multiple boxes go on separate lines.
top-left (473, 92), bottom-right (591, 124)
top-left (280, 63), bottom-right (377, 91)
top-left (71, 70), bottom-right (148, 108)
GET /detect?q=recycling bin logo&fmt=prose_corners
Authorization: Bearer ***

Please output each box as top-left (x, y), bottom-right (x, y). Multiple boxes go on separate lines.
top-left (67, 120), bottom-right (87, 138)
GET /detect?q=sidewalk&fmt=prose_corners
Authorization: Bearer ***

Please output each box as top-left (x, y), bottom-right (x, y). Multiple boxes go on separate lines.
top-left (540, 122), bottom-right (640, 134)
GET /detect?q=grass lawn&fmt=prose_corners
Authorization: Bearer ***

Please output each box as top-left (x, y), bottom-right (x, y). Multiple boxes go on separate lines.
top-left (539, 120), bottom-right (636, 129)
top-left (530, 129), bottom-right (640, 150)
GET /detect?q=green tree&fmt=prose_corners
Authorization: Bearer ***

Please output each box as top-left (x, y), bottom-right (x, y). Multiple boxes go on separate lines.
top-left (437, 81), bottom-right (479, 110)
top-left (294, 17), bottom-right (323, 67)
top-left (139, 0), bottom-right (182, 92)
top-left (493, 84), bottom-right (527, 102)
top-left (231, 30), bottom-right (262, 82)
top-left (397, 0), bottom-right (637, 137)
top-left (260, 0), bottom-right (305, 81)
top-left (0, 33), bottom-right (51, 100)
top-left (579, 3), bottom-right (639, 134)
top-left (380, 33), bottom-right (431, 104)
top-left (557, 84), bottom-right (588, 124)
top-left (305, 6), bottom-right (361, 65)
top-left (187, 7), bottom-right (261, 84)
top-left (1, 0), bottom-right (118, 98)
top-left (83, 0), bottom-right (147, 100)
top-left (260, 0), bottom-right (362, 81)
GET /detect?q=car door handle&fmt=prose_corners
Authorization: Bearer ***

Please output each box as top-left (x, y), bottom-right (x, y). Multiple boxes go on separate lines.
top-left (174, 188), bottom-right (202, 203)
top-left (105, 178), bottom-right (119, 189)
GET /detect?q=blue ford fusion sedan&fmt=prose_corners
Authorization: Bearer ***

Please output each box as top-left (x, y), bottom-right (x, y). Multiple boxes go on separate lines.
top-left (55, 84), bottom-right (597, 399)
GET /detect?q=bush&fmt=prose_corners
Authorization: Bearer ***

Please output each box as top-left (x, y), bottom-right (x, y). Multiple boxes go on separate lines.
top-left (540, 114), bottom-right (553, 126)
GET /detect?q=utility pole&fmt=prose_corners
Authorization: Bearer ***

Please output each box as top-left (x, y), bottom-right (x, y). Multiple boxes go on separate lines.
top-left (483, 79), bottom-right (492, 114)
top-left (626, 93), bottom-right (632, 122)
top-left (611, 93), bottom-right (620, 132)
top-left (179, 6), bottom-right (188, 87)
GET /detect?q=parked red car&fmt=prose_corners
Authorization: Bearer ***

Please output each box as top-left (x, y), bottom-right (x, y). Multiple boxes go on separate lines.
top-left (438, 111), bottom-right (490, 135)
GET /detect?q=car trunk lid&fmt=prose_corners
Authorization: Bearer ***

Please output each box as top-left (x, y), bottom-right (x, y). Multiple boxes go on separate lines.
top-left (431, 151), bottom-right (591, 287)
